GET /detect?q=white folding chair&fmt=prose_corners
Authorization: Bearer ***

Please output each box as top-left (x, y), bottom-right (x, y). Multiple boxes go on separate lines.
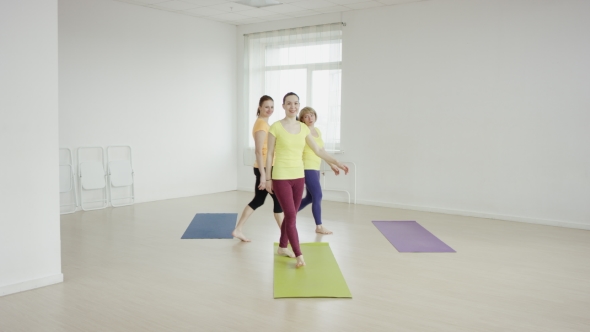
top-left (59, 148), bottom-right (79, 214)
top-left (107, 146), bottom-right (135, 207)
top-left (77, 146), bottom-right (107, 211)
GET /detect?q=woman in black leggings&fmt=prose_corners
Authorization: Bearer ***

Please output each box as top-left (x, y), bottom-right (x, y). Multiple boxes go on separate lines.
top-left (232, 95), bottom-right (284, 242)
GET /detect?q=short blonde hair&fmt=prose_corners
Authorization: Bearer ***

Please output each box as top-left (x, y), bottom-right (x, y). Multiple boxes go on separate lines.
top-left (299, 107), bottom-right (317, 123)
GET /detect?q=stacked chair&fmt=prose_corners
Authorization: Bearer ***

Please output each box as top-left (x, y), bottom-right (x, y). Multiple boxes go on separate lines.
top-left (59, 145), bottom-right (135, 212)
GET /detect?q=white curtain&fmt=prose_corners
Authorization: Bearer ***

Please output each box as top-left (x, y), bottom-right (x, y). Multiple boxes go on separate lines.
top-left (243, 23), bottom-right (343, 152)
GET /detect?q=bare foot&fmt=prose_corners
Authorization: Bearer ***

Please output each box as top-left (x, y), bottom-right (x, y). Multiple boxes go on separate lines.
top-left (315, 225), bottom-right (333, 235)
top-left (277, 247), bottom-right (295, 258)
top-left (296, 255), bottom-right (305, 268)
top-left (232, 229), bottom-right (251, 242)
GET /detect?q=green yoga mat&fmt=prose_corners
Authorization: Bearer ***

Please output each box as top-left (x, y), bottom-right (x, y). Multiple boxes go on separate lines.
top-left (273, 242), bottom-right (352, 298)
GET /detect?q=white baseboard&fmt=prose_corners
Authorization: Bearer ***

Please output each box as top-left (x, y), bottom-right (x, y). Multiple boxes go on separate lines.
top-left (135, 188), bottom-right (238, 205)
top-left (64, 187), bottom-right (240, 213)
top-left (355, 199), bottom-right (590, 231)
top-left (0, 273), bottom-right (64, 297)
top-left (180, 189), bottom-right (590, 231)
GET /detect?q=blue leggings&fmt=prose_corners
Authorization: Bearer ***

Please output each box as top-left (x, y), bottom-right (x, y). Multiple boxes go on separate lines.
top-left (298, 170), bottom-right (323, 225)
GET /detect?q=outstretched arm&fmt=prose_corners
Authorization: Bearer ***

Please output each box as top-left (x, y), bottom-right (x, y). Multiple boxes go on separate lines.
top-left (305, 135), bottom-right (349, 175)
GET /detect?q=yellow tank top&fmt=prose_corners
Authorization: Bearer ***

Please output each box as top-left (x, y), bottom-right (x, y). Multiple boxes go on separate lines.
top-left (302, 127), bottom-right (323, 170)
top-left (268, 121), bottom-right (310, 180)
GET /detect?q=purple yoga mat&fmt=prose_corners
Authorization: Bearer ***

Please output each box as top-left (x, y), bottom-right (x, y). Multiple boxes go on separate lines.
top-left (372, 221), bottom-right (455, 253)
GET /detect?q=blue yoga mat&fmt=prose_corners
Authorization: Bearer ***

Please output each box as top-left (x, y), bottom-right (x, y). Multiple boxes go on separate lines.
top-left (181, 213), bottom-right (237, 239)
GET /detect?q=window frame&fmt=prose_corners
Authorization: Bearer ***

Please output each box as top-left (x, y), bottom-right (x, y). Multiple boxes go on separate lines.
top-left (244, 23), bottom-right (344, 153)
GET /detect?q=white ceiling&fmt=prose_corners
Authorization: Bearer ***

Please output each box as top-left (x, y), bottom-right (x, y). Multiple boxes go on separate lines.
top-left (112, 0), bottom-right (423, 25)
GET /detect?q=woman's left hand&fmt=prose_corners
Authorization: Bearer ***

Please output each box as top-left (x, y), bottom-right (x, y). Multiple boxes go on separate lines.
top-left (338, 163), bottom-right (349, 175)
top-left (258, 178), bottom-right (267, 190)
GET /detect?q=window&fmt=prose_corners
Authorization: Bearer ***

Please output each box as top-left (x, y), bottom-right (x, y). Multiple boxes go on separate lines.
top-left (244, 23), bottom-right (343, 152)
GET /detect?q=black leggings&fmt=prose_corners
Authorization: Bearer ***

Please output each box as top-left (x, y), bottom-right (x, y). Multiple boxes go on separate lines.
top-left (248, 168), bottom-right (283, 213)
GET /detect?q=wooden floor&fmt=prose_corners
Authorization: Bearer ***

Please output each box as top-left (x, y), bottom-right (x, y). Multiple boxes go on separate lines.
top-left (1, 191), bottom-right (589, 331)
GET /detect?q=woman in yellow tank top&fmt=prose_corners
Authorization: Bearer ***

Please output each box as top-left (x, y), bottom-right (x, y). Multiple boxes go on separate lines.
top-left (266, 92), bottom-right (349, 268)
top-left (232, 95), bottom-right (284, 242)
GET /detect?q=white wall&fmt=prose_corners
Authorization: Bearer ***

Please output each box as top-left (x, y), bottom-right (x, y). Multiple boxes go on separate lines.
top-left (237, 0), bottom-right (590, 229)
top-left (0, 0), bottom-right (63, 296)
top-left (59, 0), bottom-right (237, 204)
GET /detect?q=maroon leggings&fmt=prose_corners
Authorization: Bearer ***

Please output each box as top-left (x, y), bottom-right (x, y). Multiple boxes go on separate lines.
top-left (273, 178), bottom-right (305, 257)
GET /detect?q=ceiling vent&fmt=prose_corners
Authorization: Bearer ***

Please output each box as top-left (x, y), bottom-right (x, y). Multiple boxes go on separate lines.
top-left (235, 0), bottom-right (282, 8)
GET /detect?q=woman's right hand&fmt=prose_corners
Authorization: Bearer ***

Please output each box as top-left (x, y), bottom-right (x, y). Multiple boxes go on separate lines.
top-left (266, 180), bottom-right (273, 194)
top-left (337, 162), bottom-right (349, 175)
